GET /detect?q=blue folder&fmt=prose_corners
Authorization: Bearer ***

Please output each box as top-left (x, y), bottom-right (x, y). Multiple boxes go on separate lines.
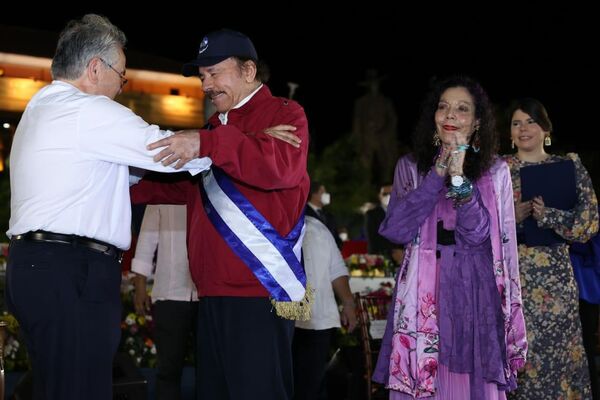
top-left (519, 159), bottom-right (576, 246)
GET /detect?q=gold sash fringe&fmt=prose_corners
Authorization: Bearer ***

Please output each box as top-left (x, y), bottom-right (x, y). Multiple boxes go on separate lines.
top-left (271, 285), bottom-right (314, 321)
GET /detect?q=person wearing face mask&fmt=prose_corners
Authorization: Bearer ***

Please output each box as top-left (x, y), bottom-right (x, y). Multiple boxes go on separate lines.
top-left (338, 227), bottom-right (350, 243)
top-left (502, 98), bottom-right (598, 400)
top-left (372, 76), bottom-right (528, 399)
top-left (365, 184), bottom-right (395, 257)
top-left (306, 181), bottom-right (342, 249)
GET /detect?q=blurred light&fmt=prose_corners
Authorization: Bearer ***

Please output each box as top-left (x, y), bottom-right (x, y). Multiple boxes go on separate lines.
top-left (2, 123), bottom-right (10, 129)
top-left (160, 96), bottom-right (194, 116)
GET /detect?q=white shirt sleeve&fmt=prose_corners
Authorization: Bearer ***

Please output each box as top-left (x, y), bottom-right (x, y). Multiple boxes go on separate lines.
top-left (131, 205), bottom-right (160, 278)
top-left (306, 217), bottom-right (349, 282)
top-left (328, 229), bottom-right (349, 282)
top-left (77, 96), bottom-right (212, 174)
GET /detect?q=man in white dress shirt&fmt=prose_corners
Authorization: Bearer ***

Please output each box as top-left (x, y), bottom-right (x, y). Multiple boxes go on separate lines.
top-left (4, 14), bottom-right (212, 400)
top-left (292, 211), bottom-right (357, 400)
top-left (132, 204), bottom-right (197, 400)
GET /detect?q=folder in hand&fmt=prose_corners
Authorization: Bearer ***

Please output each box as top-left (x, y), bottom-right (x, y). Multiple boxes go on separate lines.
top-left (519, 159), bottom-right (576, 246)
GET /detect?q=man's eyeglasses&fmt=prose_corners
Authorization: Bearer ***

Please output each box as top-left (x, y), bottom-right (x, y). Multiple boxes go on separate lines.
top-left (99, 58), bottom-right (128, 86)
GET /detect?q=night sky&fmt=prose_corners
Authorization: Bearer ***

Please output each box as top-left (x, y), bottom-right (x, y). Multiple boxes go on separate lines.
top-left (1, 4), bottom-right (597, 153)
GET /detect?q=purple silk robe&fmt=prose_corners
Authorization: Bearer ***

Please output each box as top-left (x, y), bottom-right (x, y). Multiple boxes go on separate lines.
top-left (372, 155), bottom-right (527, 398)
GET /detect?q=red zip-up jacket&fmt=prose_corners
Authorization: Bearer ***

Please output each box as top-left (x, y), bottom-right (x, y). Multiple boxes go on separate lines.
top-left (130, 85), bottom-right (310, 297)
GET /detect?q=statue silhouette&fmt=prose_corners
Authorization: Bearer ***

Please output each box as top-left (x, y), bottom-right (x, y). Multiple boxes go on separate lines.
top-left (352, 69), bottom-right (398, 184)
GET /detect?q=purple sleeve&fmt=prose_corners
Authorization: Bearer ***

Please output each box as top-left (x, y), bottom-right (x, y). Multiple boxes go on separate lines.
top-left (379, 167), bottom-right (445, 245)
top-left (455, 186), bottom-right (491, 247)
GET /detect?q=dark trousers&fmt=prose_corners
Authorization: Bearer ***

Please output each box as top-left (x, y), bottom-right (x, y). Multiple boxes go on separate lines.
top-left (292, 327), bottom-right (333, 400)
top-left (5, 239), bottom-right (122, 400)
top-left (196, 297), bottom-right (295, 400)
top-left (154, 300), bottom-right (198, 400)
top-left (580, 299), bottom-right (599, 399)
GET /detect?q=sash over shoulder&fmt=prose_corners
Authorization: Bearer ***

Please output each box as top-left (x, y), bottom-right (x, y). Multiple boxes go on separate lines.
top-left (200, 167), bottom-right (313, 320)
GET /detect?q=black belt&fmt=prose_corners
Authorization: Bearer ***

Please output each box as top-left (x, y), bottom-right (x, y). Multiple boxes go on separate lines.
top-left (437, 221), bottom-right (456, 246)
top-left (12, 231), bottom-right (123, 261)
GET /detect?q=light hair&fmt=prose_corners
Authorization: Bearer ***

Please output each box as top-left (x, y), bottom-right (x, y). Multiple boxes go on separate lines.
top-left (50, 14), bottom-right (126, 80)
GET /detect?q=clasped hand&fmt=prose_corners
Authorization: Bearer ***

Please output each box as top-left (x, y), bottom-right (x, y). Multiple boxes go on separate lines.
top-left (147, 125), bottom-right (301, 169)
top-left (515, 196), bottom-right (545, 223)
top-left (435, 133), bottom-right (468, 177)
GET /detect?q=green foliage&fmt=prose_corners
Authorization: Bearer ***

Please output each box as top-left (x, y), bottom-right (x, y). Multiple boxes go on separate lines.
top-left (0, 312), bottom-right (30, 371)
top-left (308, 135), bottom-right (378, 238)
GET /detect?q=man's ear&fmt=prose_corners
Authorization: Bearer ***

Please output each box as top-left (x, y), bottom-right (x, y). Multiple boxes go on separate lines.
top-left (242, 60), bottom-right (257, 83)
top-left (87, 58), bottom-right (102, 84)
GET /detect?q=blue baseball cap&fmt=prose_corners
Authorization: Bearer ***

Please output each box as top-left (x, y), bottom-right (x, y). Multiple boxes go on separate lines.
top-left (182, 29), bottom-right (258, 77)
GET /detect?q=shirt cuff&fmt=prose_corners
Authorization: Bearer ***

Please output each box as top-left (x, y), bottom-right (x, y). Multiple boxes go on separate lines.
top-left (330, 270), bottom-right (349, 282)
top-left (131, 258), bottom-right (154, 277)
top-left (184, 157), bottom-right (213, 176)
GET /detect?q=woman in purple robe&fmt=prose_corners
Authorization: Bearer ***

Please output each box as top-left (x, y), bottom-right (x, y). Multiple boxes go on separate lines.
top-left (372, 76), bottom-right (528, 399)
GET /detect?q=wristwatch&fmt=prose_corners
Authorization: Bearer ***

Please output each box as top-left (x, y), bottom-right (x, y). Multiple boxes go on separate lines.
top-left (451, 175), bottom-right (464, 187)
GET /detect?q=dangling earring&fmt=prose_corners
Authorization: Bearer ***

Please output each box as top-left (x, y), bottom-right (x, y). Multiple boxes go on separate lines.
top-left (544, 135), bottom-right (552, 146)
top-left (471, 129), bottom-right (480, 153)
top-left (511, 140), bottom-right (515, 149)
top-left (432, 131), bottom-right (441, 147)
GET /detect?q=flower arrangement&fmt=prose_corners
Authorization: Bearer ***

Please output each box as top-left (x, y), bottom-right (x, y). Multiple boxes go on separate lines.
top-left (0, 242), bottom-right (8, 272)
top-left (119, 278), bottom-right (157, 368)
top-left (368, 281), bottom-right (394, 297)
top-left (345, 253), bottom-right (394, 277)
top-left (0, 312), bottom-right (30, 371)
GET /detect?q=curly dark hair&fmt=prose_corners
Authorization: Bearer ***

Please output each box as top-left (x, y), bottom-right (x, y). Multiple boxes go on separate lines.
top-left (412, 76), bottom-right (498, 181)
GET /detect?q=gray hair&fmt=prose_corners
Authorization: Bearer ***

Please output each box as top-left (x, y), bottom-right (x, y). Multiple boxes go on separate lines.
top-left (50, 14), bottom-right (127, 80)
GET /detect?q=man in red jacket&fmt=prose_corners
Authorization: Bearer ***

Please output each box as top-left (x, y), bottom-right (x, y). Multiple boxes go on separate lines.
top-left (131, 29), bottom-right (309, 400)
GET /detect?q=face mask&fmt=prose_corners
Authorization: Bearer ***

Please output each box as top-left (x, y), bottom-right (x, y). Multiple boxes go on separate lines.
top-left (320, 192), bottom-right (331, 206)
top-left (339, 232), bottom-right (349, 242)
top-left (381, 194), bottom-right (390, 207)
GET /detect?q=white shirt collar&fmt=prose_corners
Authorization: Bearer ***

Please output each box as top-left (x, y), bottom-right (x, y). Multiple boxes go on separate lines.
top-left (307, 203), bottom-right (322, 212)
top-left (218, 84), bottom-right (263, 126)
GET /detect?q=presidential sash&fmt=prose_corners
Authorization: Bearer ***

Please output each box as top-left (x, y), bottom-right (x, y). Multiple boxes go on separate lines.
top-left (200, 167), bottom-right (312, 320)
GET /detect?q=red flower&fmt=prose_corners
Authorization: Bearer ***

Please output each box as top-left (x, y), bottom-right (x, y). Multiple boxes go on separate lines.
top-left (399, 334), bottom-right (411, 349)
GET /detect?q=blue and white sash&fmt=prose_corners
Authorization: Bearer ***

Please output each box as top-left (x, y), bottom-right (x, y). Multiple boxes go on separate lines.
top-left (200, 168), bottom-right (309, 310)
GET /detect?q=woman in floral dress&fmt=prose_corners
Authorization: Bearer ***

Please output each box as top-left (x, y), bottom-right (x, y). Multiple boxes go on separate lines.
top-left (504, 98), bottom-right (598, 400)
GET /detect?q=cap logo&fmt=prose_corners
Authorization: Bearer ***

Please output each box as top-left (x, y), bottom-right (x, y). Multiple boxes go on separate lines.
top-left (198, 36), bottom-right (209, 55)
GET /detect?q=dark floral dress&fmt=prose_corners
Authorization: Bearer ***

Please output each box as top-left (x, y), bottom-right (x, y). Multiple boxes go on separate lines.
top-left (504, 153), bottom-right (599, 400)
